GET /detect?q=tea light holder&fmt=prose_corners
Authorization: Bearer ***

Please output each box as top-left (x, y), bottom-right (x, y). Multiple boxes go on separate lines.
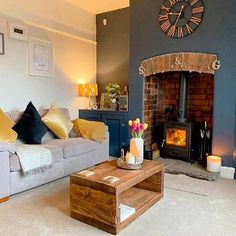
top-left (207, 155), bottom-right (222, 173)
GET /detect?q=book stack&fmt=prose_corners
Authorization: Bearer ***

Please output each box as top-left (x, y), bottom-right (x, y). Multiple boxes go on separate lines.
top-left (119, 204), bottom-right (136, 222)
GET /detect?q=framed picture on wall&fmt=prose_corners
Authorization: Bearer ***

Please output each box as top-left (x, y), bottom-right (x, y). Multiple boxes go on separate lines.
top-left (29, 37), bottom-right (54, 77)
top-left (0, 33), bottom-right (5, 55)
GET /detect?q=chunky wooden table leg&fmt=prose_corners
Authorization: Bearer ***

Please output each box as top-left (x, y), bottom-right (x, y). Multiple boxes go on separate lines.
top-left (0, 196), bottom-right (9, 203)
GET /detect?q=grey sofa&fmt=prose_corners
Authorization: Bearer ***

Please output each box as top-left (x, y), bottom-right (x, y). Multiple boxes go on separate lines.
top-left (0, 108), bottom-right (109, 202)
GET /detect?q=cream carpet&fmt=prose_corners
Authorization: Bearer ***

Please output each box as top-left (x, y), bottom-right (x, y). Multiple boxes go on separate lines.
top-left (0, 174), bottom-right (236, 236)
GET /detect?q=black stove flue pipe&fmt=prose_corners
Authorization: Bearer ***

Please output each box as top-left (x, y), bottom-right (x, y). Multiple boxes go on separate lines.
top-left (178, 72), bottom-right (188, 123)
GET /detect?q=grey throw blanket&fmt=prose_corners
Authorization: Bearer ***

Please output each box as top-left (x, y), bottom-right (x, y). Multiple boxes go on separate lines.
top-left (16, 145), bottom-right (52, 175)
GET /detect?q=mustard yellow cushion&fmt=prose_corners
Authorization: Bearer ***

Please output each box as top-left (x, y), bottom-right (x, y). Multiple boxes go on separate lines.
top-left (72, 119), bottom-right (106, 143)
top-left (41, 104), bottom-right (73, 139)
top-left (0, 109), bottom-right (15, 128)
top-left (0, 109), bottom-right (17, 143)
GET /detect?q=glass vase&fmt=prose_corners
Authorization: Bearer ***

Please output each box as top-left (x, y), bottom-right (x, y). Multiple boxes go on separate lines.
top-left (130, 137), bottom-right (144, 164)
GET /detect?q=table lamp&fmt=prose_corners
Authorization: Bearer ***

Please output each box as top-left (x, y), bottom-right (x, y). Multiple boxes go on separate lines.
top-left (78, 83), bottom-right (98, 109)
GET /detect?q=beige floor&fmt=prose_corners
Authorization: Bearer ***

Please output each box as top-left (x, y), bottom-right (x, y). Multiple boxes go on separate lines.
top-left (0, 174), bottom-right (236, 236)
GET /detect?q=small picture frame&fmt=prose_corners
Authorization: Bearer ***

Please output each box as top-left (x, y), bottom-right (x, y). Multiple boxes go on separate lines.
top-left (100, 93), bottom-right (110, 110)
top-left (0, 33), bottom-right (4, 55)
top-left (119, 95), bottom-right (128, 111)
top-left (8, 21), bottom-right (28, 41)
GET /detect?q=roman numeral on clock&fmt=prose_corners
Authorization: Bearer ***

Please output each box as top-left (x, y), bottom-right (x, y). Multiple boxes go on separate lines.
top-left (161, 20), bottom-right (171, 32)
top-left (192, 6), bottom-right (204, 14)
top-left (178, 27), bottom-right (184, 38)
top-left (161, 5), bottom-right (170, 12)
top-left (190, 0), bottom-right (199, 6)
top-left (190, 16), bottom-right (201, 25)
top-left (169, 0), bottom-right (176, 6)
top-left (167, 25), bottom-right (176, 37)
top-left (186, 24), bottom-right (193, 34)
top-left (159, 14), bottom-right (169, 21)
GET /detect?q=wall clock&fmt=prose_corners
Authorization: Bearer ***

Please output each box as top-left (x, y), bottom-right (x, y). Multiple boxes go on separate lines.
top-left (159, 0), bottom-right (204, 38)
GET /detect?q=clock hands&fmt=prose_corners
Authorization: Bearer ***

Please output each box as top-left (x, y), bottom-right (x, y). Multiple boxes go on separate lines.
top-left (174, 5), bottom-right (185, 27)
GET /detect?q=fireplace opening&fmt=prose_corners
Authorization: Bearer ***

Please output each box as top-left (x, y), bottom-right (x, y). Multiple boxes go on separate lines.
top-left (144, 71), bottom-right (214, 163)
top-left (142, 52), bottom-right (218, 164)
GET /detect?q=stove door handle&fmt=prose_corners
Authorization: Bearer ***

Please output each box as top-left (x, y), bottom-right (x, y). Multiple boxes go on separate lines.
top-left (161, 139), bottom-right (166, 148)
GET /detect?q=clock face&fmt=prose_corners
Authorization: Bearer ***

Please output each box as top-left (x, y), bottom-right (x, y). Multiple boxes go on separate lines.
top-left (159, 0), bottom-right (204, 38)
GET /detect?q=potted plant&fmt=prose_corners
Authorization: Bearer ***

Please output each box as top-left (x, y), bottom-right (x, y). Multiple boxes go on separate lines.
top-left (105, 83), bottom-right (121, 110)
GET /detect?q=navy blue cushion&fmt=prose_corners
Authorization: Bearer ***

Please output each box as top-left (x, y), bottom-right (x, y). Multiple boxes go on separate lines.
top-left (13, 102), bottom-right (48, 144)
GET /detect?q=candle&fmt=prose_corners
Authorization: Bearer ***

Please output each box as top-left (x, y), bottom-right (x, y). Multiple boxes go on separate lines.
top-left (207, 155), bottom-right (222, 173)
top-left (126, 152), bottom-right (135, 165)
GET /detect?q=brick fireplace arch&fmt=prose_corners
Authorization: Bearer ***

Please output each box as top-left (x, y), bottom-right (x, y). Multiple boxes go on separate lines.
top-left (141, 52), bottom-right (220, 161)
top-left (139, 52), bottom-right (220, 77)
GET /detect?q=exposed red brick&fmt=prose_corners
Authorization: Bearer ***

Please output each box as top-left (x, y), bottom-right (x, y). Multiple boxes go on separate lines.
top-left (144, 72), bottom-right (214, 147)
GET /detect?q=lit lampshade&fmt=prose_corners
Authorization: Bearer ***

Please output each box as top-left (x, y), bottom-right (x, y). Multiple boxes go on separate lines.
top-left (78, 84), bottom-right (98, 97)
top-left (78, 83), bottom-right (98, 109)
top-left (90, 84), bottom-right (98, 96)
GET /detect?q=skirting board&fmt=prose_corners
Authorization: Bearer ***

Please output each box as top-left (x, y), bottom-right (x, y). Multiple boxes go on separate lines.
top-left (220, 166), bottom-right (235, 179)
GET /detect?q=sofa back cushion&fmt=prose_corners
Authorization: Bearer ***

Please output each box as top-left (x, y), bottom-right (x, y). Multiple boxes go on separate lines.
top-left (6, 107), bottom-right (71, 143)
top-left (13, 102), bottom-right (48, 144)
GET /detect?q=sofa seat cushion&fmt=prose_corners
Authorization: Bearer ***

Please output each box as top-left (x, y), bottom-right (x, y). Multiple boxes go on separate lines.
top-left (10, 145), bottom-right (63, 172)
top-left (44, 138), bottom-right (99, 159)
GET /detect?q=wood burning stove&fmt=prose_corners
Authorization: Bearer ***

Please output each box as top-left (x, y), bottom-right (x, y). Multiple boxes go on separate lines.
top-left (161, 72), bottom-right (194, 162)
top-left (161, 122), bottom-right (193, 162)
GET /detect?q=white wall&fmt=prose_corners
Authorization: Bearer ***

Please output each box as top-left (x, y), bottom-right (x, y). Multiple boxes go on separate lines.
top-left (0, 0), bottom-right (96, 119)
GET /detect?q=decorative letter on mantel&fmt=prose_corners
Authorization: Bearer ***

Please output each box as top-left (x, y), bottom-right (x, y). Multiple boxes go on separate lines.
top-left (139, 52), bottom-right (221, 77)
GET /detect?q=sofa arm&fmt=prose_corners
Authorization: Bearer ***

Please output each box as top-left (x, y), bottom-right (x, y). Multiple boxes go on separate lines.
top-left (0, 142), bottom-right (16, 154)
top-left (0, 151), bottom-right (10, 201)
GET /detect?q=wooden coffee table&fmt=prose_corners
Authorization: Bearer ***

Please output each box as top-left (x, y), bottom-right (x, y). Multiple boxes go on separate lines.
top-left (70, 160), bottom-right (164, 235)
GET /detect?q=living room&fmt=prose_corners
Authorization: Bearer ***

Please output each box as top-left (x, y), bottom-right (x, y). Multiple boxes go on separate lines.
top-left (0, 0), bottom-right (236, 235)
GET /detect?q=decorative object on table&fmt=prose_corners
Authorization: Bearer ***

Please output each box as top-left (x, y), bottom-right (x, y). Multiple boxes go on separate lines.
top-left (129, 118), bottom-right (148, 164)
top-left (117, 118), bottom-right (148, 170)
top-left (199, 121), bottom-right (212, 167)
top-left (78, 170), bottom-right (95, 177)
top-left (105, 83), bottom-right (121, 110)
top-left (91, 104), bottom-right (98, 110)
top-left (158, 0), bottom-right (204, 38)
top-left (102, 175), bottom-right (120, 184)
top-left (8, 21), bottom-right (28, 41)
top-left (0, 33), bottom-right (4, 55)
top-left (100, 93), bottom-right (110, 110)
top-left (117, 157), bottom-right (144, 170)
top-left (119, 85), bottom-right (129, 111)
top-left (29, 37), bottom-right (54, 77)
top-left (78, 83), bottom-right (98, 109)
top-left (207, 155), bottom-right (222, 173)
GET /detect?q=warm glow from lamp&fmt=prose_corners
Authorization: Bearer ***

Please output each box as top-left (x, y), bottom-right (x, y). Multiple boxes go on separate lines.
top-left (78, 84), bottom-right (98, 97)
top-left (78, 83), bottom-right (98, 108)
top-left (90, 84), bottom-right (98, 96)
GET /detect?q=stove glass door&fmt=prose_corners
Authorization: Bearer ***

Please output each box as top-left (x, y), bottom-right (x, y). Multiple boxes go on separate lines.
top-left (166, 128), bottom-right (187, 147)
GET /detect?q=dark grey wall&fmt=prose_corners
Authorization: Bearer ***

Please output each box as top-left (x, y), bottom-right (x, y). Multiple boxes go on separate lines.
top-left (129, 0), bottom-right (236, 167)
top-left (96, 8), bottom-right (129, 95)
